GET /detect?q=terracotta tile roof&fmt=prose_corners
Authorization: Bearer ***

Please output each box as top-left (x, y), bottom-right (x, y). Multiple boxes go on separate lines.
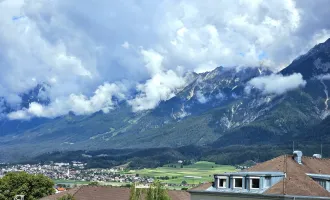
top-left (300, 156), bottom-right (330, 174)
top-left (41, 186), bottom-right (190, 200)
top-left (57, 187), bottom-right (66, 191)
top-left (264, 173), bottom-right (330, 197)
top-left (188, 182), bottom-right (212, 191)
top-left (168, 190), bottom-right (191, 200)
top-left (246, 155), bottom-right (330, 197)
top-left (40, 187), bottom-right (81, 200)
top-left (247, 155), bottom-right (330, 175)
top-left (74, 186), bottom-right (130, 200)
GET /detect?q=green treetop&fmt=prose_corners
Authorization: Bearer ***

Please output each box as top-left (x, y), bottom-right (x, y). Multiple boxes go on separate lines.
top-left (129, 181), bottom-right (171, 200)
top-left (0, 172), bottom-right (55, 200)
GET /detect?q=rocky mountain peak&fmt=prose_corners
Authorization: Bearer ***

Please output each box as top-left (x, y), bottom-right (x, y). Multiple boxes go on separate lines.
top-left (281, 38), bottom-right (330, 79)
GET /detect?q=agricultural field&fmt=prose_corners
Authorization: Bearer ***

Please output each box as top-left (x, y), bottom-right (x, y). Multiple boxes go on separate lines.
top-left (125, 161), bottom-right (236, 185)
top-left (54, 179), bottom-right (127, 187)
top-left (54, 179), bottom-right (91, 186)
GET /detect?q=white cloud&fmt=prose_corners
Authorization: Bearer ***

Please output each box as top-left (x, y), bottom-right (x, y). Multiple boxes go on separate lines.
top-left (245, 73), bottom-right (306, 95)
top-left (0, 0), bottom-right (330, 118)
top-left (140, 49), bottom-right (164, 75)
top-left (196, 91), bottom-right (208, 104)
top-left (128, 49), bottom-right (187, 112)
top-left (216, 92), bottom-right (225, 100)
top-left (194, 61), bottom-right (218, 74)
top-left (122, 41), bottom-right (130, 49)
top-left (8, 83), bottom-right (127, 120)
top-left (316, 74), bottom-right (330, 80)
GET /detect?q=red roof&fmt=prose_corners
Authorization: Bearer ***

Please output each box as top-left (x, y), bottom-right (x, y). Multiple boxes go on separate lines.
top-left (246, 155), bottom-right (330, 197)
top-left (57, 187), bottom-right (66, 192)
top-left (41, 186), bottom-right (190, 200)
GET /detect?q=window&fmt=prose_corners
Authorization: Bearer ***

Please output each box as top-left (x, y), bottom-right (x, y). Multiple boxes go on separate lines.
top-left (218, 178), bottom-right (227, 188)
top-left (250, 177), bottom-right (260, 189)
top-left (234, 177), bottom-right (243, 188)
top-left (314, 179), bottom-right (326, 189)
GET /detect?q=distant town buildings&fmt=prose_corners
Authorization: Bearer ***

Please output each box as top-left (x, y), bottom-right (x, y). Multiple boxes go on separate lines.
top-left (0, 162), bottom-right (150, 184)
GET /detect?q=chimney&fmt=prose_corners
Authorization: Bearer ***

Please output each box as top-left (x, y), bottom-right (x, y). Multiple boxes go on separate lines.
top-left (293, 151), bottom-right (303, 164)
top-left (313, 154), bottom-right (322, 159)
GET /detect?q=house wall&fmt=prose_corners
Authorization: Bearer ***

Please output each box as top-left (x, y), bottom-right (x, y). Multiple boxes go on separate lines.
top-left (190, 193), bottom-right (330, 200)
top-left (214, 175), bottom-right (284, 191)
top-left (190, 193), bottom-right (284, 200)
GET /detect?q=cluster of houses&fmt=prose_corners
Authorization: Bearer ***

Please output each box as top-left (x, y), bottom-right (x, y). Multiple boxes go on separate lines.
top-left (0, 162), bottom-right (150, 183)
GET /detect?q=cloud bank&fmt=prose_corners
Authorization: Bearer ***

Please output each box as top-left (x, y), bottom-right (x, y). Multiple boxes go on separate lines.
top-left (0, 0), bottom-right (330, 119)
top-left (245, 73), bottom-right (306, 95)
top-left (128, 49), bottom-right (188, 112)
top-left (8, 83), bottom-right (127, 120)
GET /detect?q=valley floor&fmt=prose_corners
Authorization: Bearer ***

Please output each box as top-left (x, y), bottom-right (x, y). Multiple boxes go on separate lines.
top-left (52, 161), bottom-right (236, 190)
top-left (125, 161), bottom-right (236, 185)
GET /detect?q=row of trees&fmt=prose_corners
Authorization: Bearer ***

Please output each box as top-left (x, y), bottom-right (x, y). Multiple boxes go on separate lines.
top-left (0, 172), bottom-right (172, 200)
top-left (130, 181), bottom-right (171, 200)
top-left (0, 172), bottom-right (55, 200)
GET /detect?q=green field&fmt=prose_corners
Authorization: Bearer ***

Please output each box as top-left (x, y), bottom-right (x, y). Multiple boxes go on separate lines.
top-left (54, 179), bottom-right (91, 186)
top-left (53, 161), bottom-right (236, 189)
top-left (54, 179), bottom-right (127, 187)
top-left (125, 161), bottom-right (236, 185)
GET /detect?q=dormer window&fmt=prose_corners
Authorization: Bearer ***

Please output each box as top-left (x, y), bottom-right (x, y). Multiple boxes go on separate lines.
top-left (250, 177), bottom-right (260, 189)
top-left (218, 177), bottom-right (227, 188)
top-left (233, 177), bottom-right (243, 188)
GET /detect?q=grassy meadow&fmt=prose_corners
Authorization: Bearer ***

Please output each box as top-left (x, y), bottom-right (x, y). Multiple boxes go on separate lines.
top-left (125, 161), bottom-right (236, 185)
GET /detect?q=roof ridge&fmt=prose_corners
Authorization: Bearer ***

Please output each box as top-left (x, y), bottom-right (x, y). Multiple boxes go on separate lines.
top-left (246, 155), bottom-right (286, 172)
top-left (302, 156), bottom-right (330, 161)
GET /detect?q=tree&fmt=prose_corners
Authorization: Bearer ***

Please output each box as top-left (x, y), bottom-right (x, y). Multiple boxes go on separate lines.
top-left (0, 172), bottom-right (55, 200)
top-left (129, 181), bottom-right (171, 200)
top-left (145, 181), bottom-right (171, 200)
top-left (88, 181), bottom-right (99, 186)
top-left (129, 183), bottom-right (142, 200)
top-left (57, 194), bottom-right (75, 200)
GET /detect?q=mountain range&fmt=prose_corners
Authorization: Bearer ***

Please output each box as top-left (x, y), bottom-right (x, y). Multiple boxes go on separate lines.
top-left (1, 38), bottom-right (330, 163)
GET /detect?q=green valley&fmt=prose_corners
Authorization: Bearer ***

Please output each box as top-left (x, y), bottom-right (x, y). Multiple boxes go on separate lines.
top-left (125, 161), bottom-right (236, 185)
